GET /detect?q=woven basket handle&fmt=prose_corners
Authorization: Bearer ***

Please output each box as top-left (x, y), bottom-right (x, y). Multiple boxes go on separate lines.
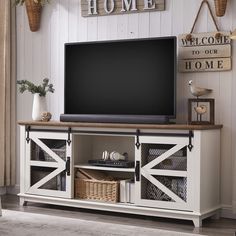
top-left (186, 0), bottom-right (221, 41)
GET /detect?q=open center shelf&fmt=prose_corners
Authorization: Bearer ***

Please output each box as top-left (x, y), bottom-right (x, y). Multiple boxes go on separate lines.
top-left (74, 164), bottom-right (135, 172)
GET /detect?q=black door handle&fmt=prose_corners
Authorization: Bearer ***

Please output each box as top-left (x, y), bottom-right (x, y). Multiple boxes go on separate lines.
top-left (65, 157), bottom-right (70, 176)
top-left (135, 161), bottom-right (140, 182)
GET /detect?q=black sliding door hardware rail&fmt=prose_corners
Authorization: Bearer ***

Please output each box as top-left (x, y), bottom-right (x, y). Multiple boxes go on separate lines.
top-left (26, 125), bottom-right (31, 144)
top-left (188, 130), bottom-right (194, 152)
top-left (135, 129), bottom-right (141, 149)
top-left (25, 126), bottom-right (194, 150)
top-left (67, 128), bottom-right (72, 146)
top-left (25, 127), bottom-right (194, 137)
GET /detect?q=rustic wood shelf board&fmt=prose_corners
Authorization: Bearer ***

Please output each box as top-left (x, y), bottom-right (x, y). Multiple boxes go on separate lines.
top-left (18, 121), bottom-right (222, 130)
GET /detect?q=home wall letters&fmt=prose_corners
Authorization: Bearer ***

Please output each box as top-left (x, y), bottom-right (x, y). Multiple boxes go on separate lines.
top-left (81, 0), bottom-right (165, 17)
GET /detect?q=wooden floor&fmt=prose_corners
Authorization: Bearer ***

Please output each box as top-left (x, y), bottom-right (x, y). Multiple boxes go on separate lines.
top-left (1, 194), bottom-right (236, 236)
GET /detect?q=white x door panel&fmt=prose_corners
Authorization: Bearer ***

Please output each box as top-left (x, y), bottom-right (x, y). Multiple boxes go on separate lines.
top-left (135, 135), bottom-right (194, 211)
top-left (25, 132), bottom-right (72, 198)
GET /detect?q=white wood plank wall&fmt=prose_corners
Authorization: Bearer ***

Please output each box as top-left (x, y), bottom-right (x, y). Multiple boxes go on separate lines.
top-left (16, 0), bottom-right (236, 209)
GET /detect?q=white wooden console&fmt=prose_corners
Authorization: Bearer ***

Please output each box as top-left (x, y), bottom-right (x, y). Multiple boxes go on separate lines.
top-left (18, 121), bottom-right (222, 227)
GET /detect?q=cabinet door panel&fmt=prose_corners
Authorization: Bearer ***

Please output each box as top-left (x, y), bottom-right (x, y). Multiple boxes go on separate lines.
top-left (25, 132), bottom-right (72, 198)
top-left (135, 136), bottom-right (193, 211)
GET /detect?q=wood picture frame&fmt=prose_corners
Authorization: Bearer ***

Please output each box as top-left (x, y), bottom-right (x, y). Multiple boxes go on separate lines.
top-left (188, 98), bottom-right (215, 125)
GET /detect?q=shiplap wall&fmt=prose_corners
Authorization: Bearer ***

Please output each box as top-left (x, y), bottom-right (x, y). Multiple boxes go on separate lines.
top-left (16, 0), bottom-right (236, 208)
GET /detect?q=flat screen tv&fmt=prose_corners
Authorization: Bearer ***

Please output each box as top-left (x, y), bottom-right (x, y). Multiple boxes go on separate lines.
top-left (60, 36), bottom-right (176, 124)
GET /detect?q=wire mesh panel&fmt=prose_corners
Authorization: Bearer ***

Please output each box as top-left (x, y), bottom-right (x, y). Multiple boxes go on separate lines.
top-left (31, 139), bottom-right (66, 162)
top-left (147, 148), bottom-right (187, 171)
top-left (142, 176), bottom-right (187, 202)
top-left (30, 167), bottom-right (66, 191)
top-left (144, 176), bottom-right (173, 202)
top-left (141, 144), bottom-right (187, 170)
top-left (138, 138), bottom-right (189, 209)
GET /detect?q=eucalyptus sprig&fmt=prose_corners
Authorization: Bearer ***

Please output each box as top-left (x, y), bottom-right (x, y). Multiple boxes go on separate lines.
top-left (14, 0), bottom-right (50, 6)
top-left (17, 78), bottom-right (55, 97)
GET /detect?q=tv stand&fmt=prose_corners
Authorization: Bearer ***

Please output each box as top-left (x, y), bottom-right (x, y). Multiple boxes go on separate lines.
top-left (18, 121), bottom-right (222, 227)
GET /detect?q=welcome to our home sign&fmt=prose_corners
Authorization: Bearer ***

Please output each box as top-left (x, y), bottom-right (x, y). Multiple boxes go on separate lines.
top-left (81, 0), bottom-right (164, 17)
top-left (178, 32), bottom-right (231, 72)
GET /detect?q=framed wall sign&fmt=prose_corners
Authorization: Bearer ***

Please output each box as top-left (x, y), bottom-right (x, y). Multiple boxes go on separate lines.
top-left (178, 0), bottom-right (231, 73)
top-left (179, 32), bottom-right (231, 72)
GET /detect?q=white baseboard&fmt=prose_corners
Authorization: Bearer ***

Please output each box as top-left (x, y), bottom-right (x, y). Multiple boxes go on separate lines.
top-left (0, 187), bottom-right (6, 195)
top-left (6, 185), bottom-right (20, 195)
top-left (0, 185), bottom-right (20, 196)
top-left (221, 205), bottom-right (236, 219)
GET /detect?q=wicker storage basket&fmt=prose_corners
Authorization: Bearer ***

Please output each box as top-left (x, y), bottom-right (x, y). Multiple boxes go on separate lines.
top-left (75, 178), bottom-right (119, 203)
top-left (25, 0), bottom-right (42, 32)
top-left (214, 0), bottom-right (227, 17)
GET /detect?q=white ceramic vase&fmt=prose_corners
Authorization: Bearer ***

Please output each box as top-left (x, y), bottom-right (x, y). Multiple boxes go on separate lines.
top-left (32, 93), bottom-right (47, 121)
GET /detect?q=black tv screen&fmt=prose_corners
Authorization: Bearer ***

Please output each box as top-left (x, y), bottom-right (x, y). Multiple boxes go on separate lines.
top-left (62, 37), bottom-right (176, 123)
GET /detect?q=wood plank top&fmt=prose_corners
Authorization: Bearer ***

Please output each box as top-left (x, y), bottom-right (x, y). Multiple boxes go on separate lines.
top-left (18, 120), bottom-right (223, 130)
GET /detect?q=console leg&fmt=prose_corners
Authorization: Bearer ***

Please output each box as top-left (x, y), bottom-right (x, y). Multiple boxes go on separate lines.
top-left (193, 218), bottom-right (202, 228)
top-left (19, 198), bottom-right (27, 207)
